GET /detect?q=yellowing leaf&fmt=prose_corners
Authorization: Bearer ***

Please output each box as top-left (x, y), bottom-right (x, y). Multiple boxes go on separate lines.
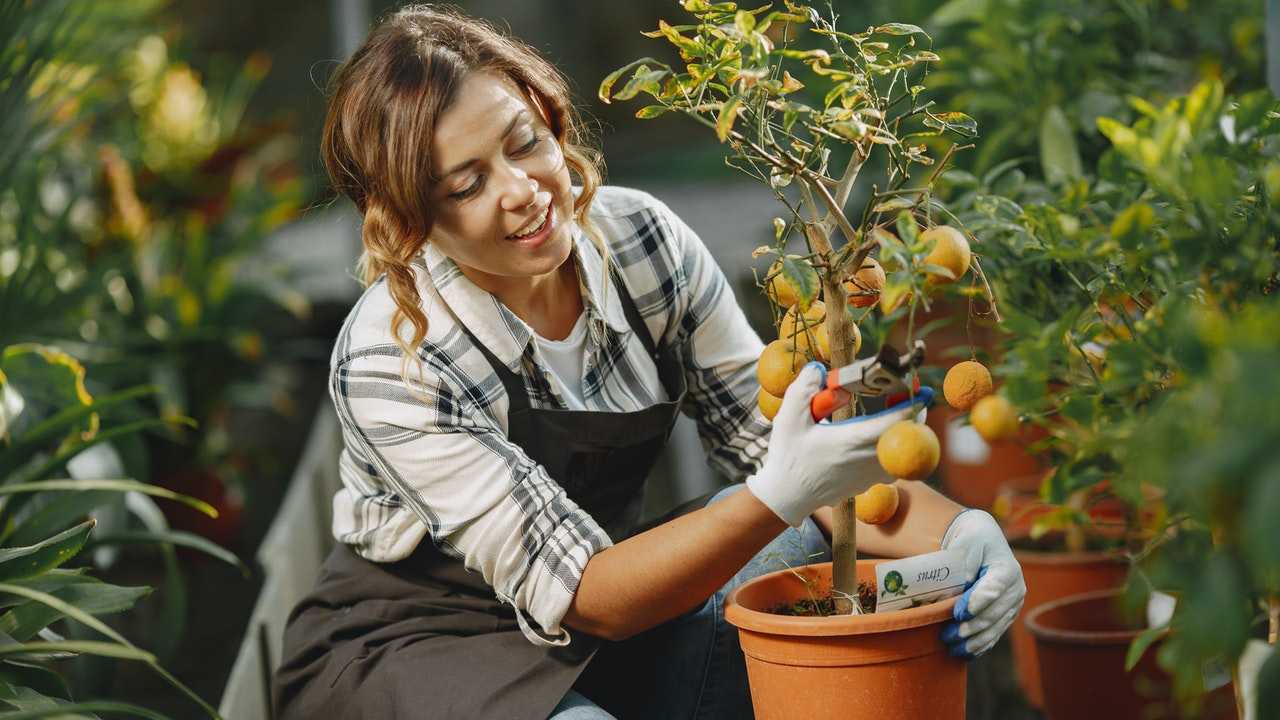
top-left (716, 96), bottom-right (743, 143)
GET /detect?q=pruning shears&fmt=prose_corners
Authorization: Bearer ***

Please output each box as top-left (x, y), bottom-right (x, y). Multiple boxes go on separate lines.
top-left (809, 340), bottom-right (927, 422)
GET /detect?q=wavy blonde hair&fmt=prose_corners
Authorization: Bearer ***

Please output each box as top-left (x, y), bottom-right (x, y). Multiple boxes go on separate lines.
top-left (321, 4), bottom-right (606, 386)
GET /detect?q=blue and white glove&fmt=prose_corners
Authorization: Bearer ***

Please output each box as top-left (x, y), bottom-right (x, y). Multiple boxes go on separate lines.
top-left (939, 509), bottom-right (1025, 659)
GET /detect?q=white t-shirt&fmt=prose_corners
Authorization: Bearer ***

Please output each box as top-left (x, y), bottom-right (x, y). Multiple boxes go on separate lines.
top-left (532, 311), bottom-right (591, 410)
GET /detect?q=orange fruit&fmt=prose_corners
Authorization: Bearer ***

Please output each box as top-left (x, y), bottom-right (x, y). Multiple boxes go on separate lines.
top-left (920, 225), bottom-right (971, 284)
top-left (970, 395), bottom-right (1018, 441)
top-left (780, 301), bottom-right (827, 360)
top-left (757, 387), bottom-right (783, 421)
top-left (780, 301), bottom-right (861, 361)
top-left (876, 421), bottom-right (940, 480)
top-left (767, 259), bottom-right (800, 308)
top-left (845, 257), bottom-right (886, 308)
top-left (757, 339), bottom-right (805, 397)
top-left (855, 482), bottom-right (900, 524)
top-left (943, 360), bottom-right (993, 411)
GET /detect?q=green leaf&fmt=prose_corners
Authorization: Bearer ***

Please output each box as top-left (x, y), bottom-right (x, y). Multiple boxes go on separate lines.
top-left (0, 520), bottom-right (93, 583)
top-left (598, 58), bottom-right (667, 104)
top-left (0, 344), bottom-right (94, 444)
top-left (779, 255), bottom-right (820, 310)
top-left (716, 96), bottom-right (743, 143)
top-left (0, 700), bottom-right (172, 720)
top-left (0, 640), bottom-right (153, 662)
top-left (0, 385), bottom-right (158, 483)
top-left (1125, 624), bottom-right (1167, 671)
top-left (7, 490), bottom-right (116, 548)
top-left (0, 659), bottom-right (73, 702)
top-left (923, 111), bottom-right (978, 137)
top-left (0, 569), bottom-right (91, 609)
top-left (0, 480), bottom-right (216, 519)
top-left (895, 210), bottom-right (919, 245)
top-left (612, 66), bottom-right (668, 102)
top-left (930, 0), bottom-right (988, 26)
top-left (87, 529), bottom-right (246, 574)
top-left (734, 9), bottom-right (755, 34)
top-left (874, 23), bottom-right (926, 37)
top-left (635, 105), bottom-right (669, 119)
top-left (873, 197), bottom-right (916, 214)
top-left (1258, 650), bottom-right (1280, 720)
top-left (1109, 202), bottom-right (1154, 251)
top-left (0, 576), bottom-right (151, 638)
top-left (1040, 105), bottom-right (1083, 186)
top-left (0, 580), bottom-right (150, 643)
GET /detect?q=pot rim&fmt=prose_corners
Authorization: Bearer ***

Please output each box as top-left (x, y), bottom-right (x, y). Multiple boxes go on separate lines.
top-left (724, 560), bottom-right (958, 637)
top-left (1025, 588), bottom-right (1157, 646)
top-left (1005, 526), bottom-right (1128, 565)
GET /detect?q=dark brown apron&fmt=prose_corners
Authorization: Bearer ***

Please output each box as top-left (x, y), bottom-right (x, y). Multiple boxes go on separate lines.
top-left (273, 266), bottom-right (693, 720)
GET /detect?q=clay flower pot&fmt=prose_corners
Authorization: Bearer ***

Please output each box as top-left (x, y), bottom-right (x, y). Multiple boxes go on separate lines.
top-left (1027, 589), bottom-right (1237, 720)
top-left (1006, 527), bottom-right (1129, 709)
top-left (935, 404), bottom-right (1048, 510)
top-left (724, 560), bottom-right (966, 720)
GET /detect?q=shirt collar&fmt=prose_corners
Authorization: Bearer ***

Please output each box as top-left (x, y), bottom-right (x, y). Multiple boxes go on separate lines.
top-left (420, 219), bottom-right (631, 372)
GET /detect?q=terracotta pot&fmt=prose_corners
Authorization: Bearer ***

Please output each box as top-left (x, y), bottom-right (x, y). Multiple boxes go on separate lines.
top-left (724, 560), bottom-right (966, 720)
top-left (1027, 589), bottom-right (1238, 720)
top-left (1007, 528), bottom-right (1129, 709)
top-left (995, 482), bottom-right (1130, 537)
top-left (935, 404), bottom-right (1047, 509)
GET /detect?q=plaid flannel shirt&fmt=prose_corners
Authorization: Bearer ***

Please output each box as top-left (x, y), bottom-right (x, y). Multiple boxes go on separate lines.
top-left (328, 185), bottom-right (770, 646)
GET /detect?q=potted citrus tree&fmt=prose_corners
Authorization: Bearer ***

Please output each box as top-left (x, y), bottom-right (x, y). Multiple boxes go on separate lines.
top-left (972, 79), bottom-right (1279, 716)
top-left (601, 2), bottom-right (1004, 716)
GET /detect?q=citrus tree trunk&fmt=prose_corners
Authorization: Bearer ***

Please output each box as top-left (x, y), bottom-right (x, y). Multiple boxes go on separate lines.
top-left (807, 223), bottom-right (861, 613)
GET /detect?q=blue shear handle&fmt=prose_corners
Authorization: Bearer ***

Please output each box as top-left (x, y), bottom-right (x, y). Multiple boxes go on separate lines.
top-left (822, 384), bottom-right (934, 426)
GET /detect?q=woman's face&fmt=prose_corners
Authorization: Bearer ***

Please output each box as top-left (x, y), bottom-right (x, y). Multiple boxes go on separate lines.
top-left (427, 71), bottom-right (575, 286)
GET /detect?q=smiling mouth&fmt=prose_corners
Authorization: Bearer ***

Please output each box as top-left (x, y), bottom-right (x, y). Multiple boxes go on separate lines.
top-left (506, 203), bottom-right (553, 241)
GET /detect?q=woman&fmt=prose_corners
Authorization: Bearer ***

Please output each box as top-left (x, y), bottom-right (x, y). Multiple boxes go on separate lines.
top-left (274, 6), bottom-right (1025, 719)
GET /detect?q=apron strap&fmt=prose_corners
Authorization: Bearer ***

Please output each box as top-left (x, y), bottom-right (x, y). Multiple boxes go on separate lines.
top-left (607, 262), bottom-right (661, 364)
top-left (465, 328), bottom-right (532, 413)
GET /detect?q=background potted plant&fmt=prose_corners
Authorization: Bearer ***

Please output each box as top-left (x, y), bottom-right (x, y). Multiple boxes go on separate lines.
top-left (971, 77), bottom-right (1279, 715)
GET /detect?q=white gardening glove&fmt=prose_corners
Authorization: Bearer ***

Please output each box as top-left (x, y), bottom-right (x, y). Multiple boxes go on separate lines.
top-left (747, 362), bottom-right (933, 528)
top-left (940, 509), bottom-right (1026, 658)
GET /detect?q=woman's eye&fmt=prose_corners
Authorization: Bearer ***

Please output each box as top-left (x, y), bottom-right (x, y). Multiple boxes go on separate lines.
top-left (450, 176), bottom-right (482, 200)
top-left (447, 135), bottom-right (539, 201)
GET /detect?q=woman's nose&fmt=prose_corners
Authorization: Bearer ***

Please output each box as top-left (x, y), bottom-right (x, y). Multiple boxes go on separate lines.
top-left (498, 167), bottom-right (539, 211)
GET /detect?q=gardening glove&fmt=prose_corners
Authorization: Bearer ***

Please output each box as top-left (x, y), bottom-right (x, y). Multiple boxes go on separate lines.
top-left (940, 508), bottom-right (1026, 659)
top-left (747, 362), bottom-right (934, 528)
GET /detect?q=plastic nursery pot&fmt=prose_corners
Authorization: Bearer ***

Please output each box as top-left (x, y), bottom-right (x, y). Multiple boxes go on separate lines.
top-left (1006, 527), bottom-right (1129, 709)
top-left (724, 560), bottom-right (966, 720)
top-left (1027, 589), bottom-right (1237, 720)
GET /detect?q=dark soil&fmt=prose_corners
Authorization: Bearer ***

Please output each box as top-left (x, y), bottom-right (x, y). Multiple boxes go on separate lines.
top-left (767, 580), bottom-right (877, 616)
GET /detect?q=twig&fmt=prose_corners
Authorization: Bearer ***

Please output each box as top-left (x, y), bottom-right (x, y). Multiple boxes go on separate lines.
top-left (970, 256), bottom-right (1002, 323)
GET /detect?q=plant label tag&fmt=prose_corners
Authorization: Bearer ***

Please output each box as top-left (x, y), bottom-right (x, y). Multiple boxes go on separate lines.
top-left (874, 549), bottom-right (967, 613)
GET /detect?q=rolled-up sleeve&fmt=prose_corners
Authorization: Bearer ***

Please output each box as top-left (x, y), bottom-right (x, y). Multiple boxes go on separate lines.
top-left (332, 349), bottom-right (613, 647)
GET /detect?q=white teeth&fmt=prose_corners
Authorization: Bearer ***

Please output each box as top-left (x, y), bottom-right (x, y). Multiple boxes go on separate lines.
top-left (510, 207), bottom-right (548, 238)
